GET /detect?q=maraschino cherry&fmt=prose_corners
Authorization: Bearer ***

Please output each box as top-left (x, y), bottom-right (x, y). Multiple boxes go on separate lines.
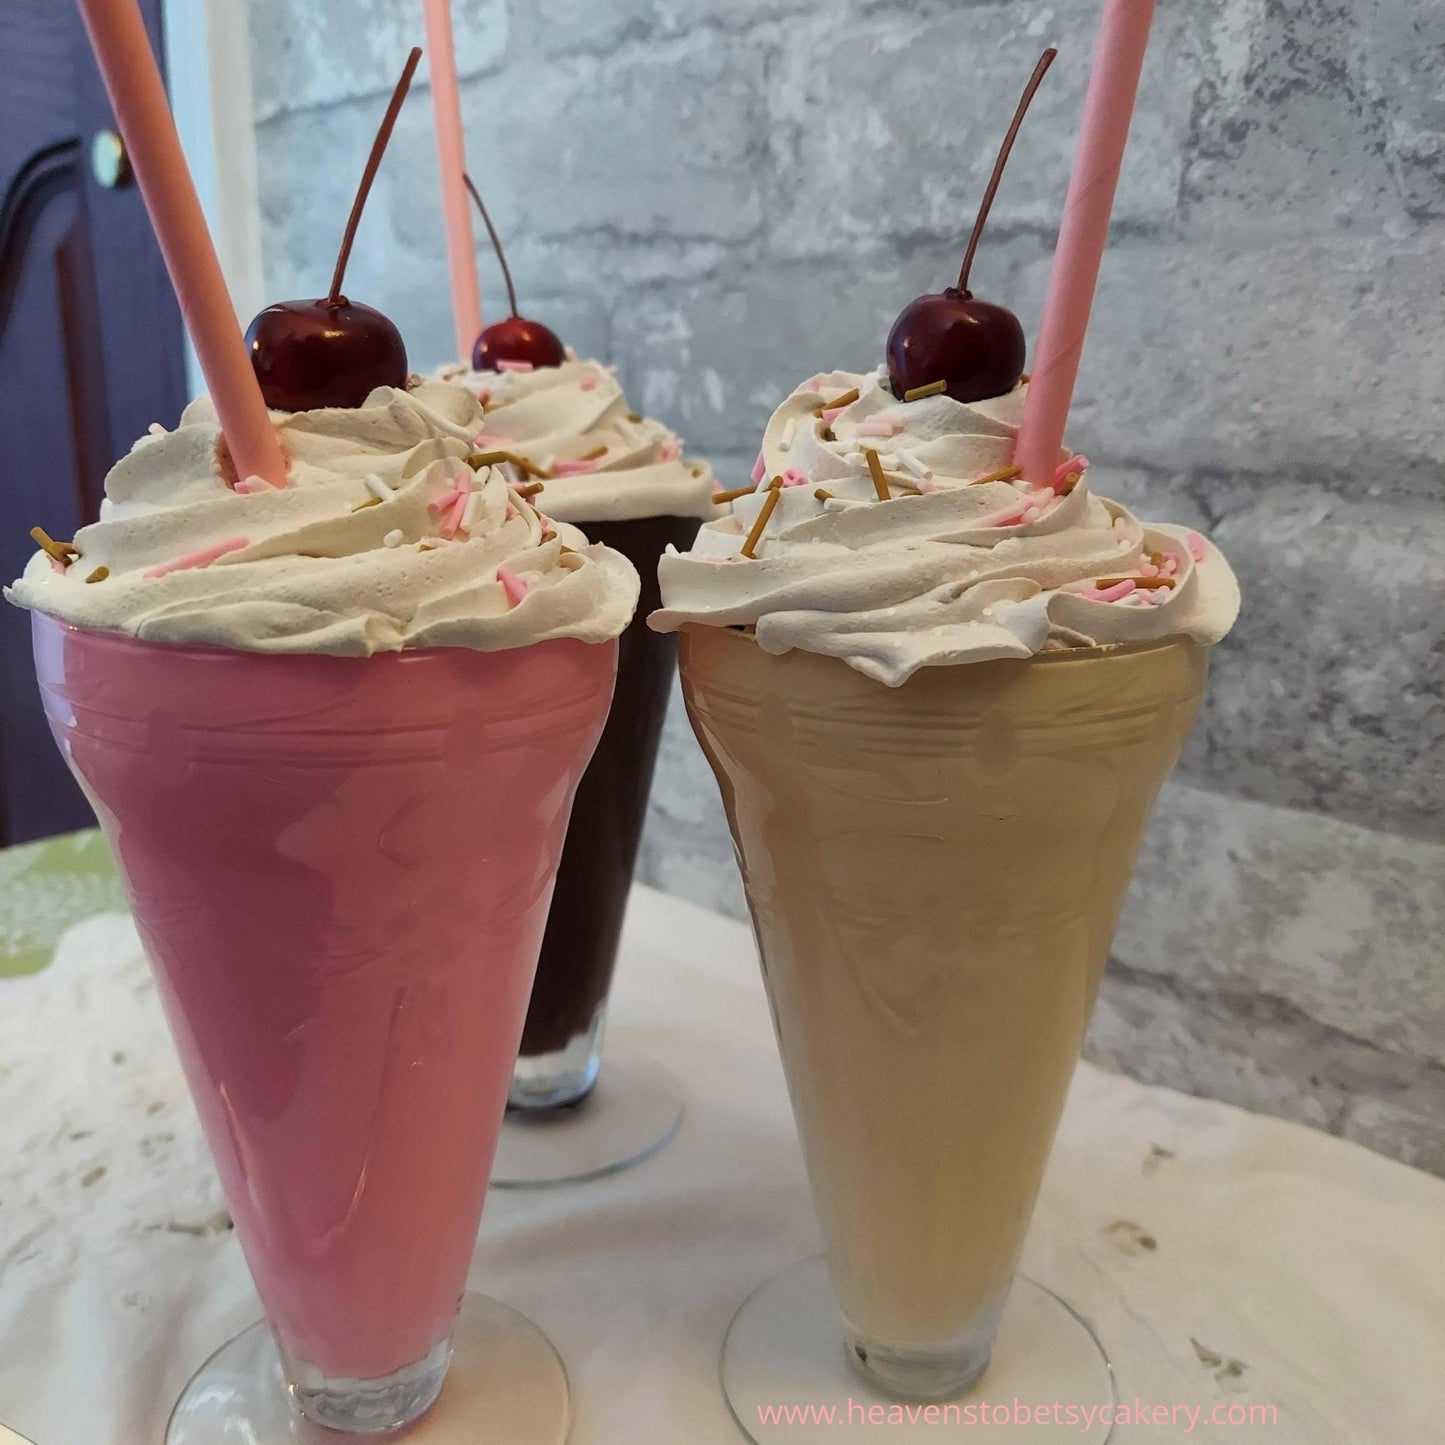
top-left (886, 49), bottom-right (1057, 404)
top-left (464, 172), bottom-right (566, 372)
top-left (246, 49), bottom-right (420, 412)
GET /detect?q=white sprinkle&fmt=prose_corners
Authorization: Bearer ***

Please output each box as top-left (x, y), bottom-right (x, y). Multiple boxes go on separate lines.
top-left (780, 417), bottom-right (798, 451)
top-left (383, 529), bottom-right (404, 548)
top-left (844, 451), bottom-right (867, 469)
top-left (364, 473), bottom-right (393, 502)
top-left (876, 363), bottom-right (888, 381)
top-left (895, 450), bottom-right (932, 481)
top-left (461, 492), bottom-right (484, 533)
top-left (147, 422), bottom-right (166, 436)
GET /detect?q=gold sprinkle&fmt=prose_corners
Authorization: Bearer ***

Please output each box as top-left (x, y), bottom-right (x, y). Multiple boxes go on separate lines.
top-left (813, 488), bottom-right (834, 502)
top-left (628, 412), bottom-right (643, 422)
top-left (971, 464), bottom-right (1024, 487)
top-left (739, 477), bottom-right (783, 560)
top-left (581, 445), bottom-right (608, 461)
top-left (507, 451), bottom-right (551, 479)
top-left (515, 481), bottom-right (546, 498)
top-left (864, 448), bottom-right (891, 502)
top-left (903, 379), bottom-right (947, 402)
top-left (30, 527), bottom-right (78, 564)
top-left (85, 566), bottom-right (110, 584)
top-left (711, 484), bottom-right (759, 505)
top-left (822, 386), bottom-right (860, 411)
top-left (1095, 576), bottom-right (1176, 591)
top-left (1020, 372), bottom-right (1032, 385)
top-left (469, 450), bottom-right (509, 467)
top-left (349, 495), bottom-right (382, 512)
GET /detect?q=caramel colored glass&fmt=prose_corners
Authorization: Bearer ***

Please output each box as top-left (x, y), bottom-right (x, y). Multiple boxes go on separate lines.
top-left (679, 627), bottom-right (1207, 1398)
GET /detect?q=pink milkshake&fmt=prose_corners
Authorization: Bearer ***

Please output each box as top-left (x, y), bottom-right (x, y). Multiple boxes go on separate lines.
top-left (12, 372), bottom-right (640, 1432)
top-left (33, 618), bottom-right (614, 1387)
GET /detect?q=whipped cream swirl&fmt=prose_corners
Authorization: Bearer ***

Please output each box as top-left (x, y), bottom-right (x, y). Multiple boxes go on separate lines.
top-left (7, 380), bottom-right (638, 655)
top-left (437, 358), bottom-right (718, 524)
top-left (650, 369), bottom-right (1240, 686)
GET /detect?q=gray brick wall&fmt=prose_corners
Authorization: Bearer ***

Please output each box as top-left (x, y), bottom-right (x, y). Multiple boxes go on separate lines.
top-left (247, 0), bottom-right (1445, 1172)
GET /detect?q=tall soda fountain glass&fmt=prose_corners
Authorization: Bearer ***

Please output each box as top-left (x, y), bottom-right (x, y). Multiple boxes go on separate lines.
top-left (14, 9), bottom-right (641, 1432)
top-left (436, 343), bottom-right (716, 1187)
top-left (654, 360), bottom-right (1238, 1437)
top-left (33, 618), bottom-right (616, 1434)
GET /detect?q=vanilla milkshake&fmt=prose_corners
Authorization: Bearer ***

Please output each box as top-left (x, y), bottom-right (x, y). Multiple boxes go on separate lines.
top-left (654, 368), bottom-right (1239, 1399)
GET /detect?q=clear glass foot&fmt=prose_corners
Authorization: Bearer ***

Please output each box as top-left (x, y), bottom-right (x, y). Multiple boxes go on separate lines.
top-left (492, 1048), bottom-right (683, 1188)
top-left (281, 1331), bottom-right (450, 1432)
top-left (509, 1005), bottom-right (607, 1110)
top-left (166, 1293), bottom-right (570, 1443)
top-left (721, 1257), bottom-right (1115, 1442)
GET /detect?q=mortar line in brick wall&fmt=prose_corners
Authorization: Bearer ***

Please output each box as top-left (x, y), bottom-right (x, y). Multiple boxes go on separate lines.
top-left (1101, 954), bottom-right (1445, 1087)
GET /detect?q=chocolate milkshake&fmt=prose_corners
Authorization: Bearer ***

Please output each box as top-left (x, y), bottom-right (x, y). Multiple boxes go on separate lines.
top-left (440, 358), bottom-right (716, 1109)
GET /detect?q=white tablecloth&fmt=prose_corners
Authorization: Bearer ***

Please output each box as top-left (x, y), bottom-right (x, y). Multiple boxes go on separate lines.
top-left (2, 887), bottom-right (1442, 1443)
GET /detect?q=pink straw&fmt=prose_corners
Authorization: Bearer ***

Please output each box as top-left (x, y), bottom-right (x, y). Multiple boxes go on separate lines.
top-left (1015, 0), bottom-right (1157, 487)
top-left (422, 0), bottom-right (483, 360)
top-left (75, 0), bottom-right (286, 489)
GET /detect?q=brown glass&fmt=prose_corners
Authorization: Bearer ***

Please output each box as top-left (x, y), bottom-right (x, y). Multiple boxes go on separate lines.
top-left (517, 514), bottom-right (702, 1063)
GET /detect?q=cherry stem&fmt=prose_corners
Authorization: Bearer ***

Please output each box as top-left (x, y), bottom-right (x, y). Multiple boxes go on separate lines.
top-left (956, 48), bottom-right (1058, 296)
top-left (463, 172), bottom-right (519, 318)
top-left (327, 47), bottom-right (422, 306)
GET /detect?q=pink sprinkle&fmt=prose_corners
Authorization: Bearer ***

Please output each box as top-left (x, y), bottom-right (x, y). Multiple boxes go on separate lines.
top-left (144, 536), bottom-right (249, 579)
top-left (821, 406), bottom-right (846, 424)
top-left (553, 458), bottom-right (598, 477)
top-left (854, 418), bottom-right (900, 438)
top-left (474, 432), bottom-right (508, 448)
top-left (750, 449), bottom-right (766, 484)
top-left (579, 375), bottom-right (598, 392)
top-left (1140, 562), bottom-right (1159, 578)
top-left (505, 504), bottom-right (517, 521)
top-left (781, 468), bottom-right (809, 487)
top-left (1094, 579), bottom-right (1137, 604)
top-left (1055, 455), bottom-right (1089, 488)
top-left (233, 473), bottom-right (278, 495)
top-left (440, 489), bottom-right (470, 540)
top-left (497, 565), bottom-right (529, 607)
top-left (660, 440), bottom-right (681, 462)
top-left (476, 388), bottom-right (491, 405)
top-left (979, 500), bottom-right (1031, 529)
top-left (1165, 551), bottom-right (1183, 573)
top-left (427, 494), bottom-right (457, 516)
top-left (50, 558), bottom-right (66, 574)
top-left (1186, 531), bottom-right (1207, 562)
top-left (496, 359), bottom-right (534, 373)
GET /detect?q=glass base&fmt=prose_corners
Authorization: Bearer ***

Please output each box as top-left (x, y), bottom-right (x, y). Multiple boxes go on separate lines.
top-left (721, 1257), bottom-right (1115, 1443)
top-left (510, 1005), bottom-right (608, 1110)
top-left (491, 1049), bottom-right (683, 1188)
top-left (167, 1293), bottom-right (570, 1443)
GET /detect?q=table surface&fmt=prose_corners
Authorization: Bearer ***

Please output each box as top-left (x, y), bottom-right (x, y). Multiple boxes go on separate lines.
top-left (1, 833), bottom-right (1443, 1443)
